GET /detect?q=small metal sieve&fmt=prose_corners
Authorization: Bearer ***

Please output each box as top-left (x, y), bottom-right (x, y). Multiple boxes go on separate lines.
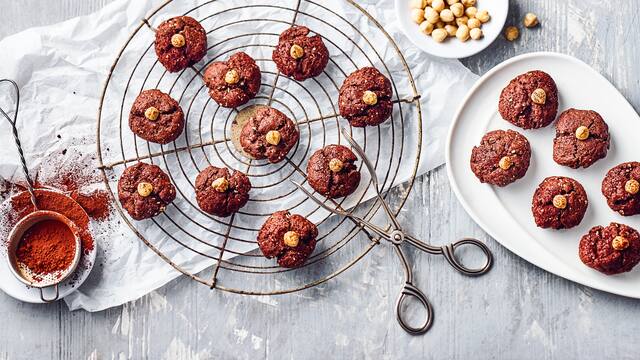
top-left (6, 211), bottom-right (82, 302)
top-left (1, 78), bottom-right (84, 302)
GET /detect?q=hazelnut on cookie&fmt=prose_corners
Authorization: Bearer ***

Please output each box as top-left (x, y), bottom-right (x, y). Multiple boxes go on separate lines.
top-left (307, 145), bottom-right (361, 198)
top-left (155, 16), bottom-right (207, 72)
top-left (195, 166), bottom-right (251, 217)
top-left (257, 210), bottom-right (318, 268)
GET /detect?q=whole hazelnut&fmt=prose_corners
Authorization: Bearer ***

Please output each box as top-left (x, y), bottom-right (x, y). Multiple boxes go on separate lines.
top-left (575, 126), bottom-right (590, 140)
top-left (419, 21), bottom-right (435, 35)
top-left (465, 6), bottom-right (478, 18)
top-left (290, 44), bottom-right (305, 59)
top-left (224, 69), bottom-right (240, 85)
top-left (475, 10), bottom-right (491, 23)
top-left (456, 25), bottom-right (470, 42)
top-left (461, 0), bottom-right (476, 6)
top-left (446, 0), bottom-right (459, 5)
top-left (440, 9), bottom-right (455, 23)
top-left (329, 158), bottom-right (344, 173)
top-left (411, 8), bottom-right (426, 24)
top-left (171, 34), bottom-right (186, 48)
top-left (530, 88), bottom-right (546, 105)
top-left (445, 25), bottom-right (458, 37)
top-left (362, 90), bottom-right (378, 105)
top-left (625, 179), bottom-right (640, 195)
top-left (505, 26), bottom-right (519, 41)
top-left (431, 0), bottom-right (445, 12)
top-left (144, 106), bottom-right (160, 121)
top-left (425, 8), bottom-right (440, 24)
top-left (450, 3), bottom-right (465, 17)
top-left (498, 156), bottom-right (512, 170)
top-left (211, 177), bottom-right (229, 193)
top-left (137, 182), bottom-right (154, 197)
top-left (553, 194), bottom-right (567, 209)
top-left (467, 18), bottom-right (481, 29)
top-left (523, 13), bottom-right (539, 28)
top-left (612, 236), bottom-right (630, 251)
top-left (431, 28), bottom-right (448, 42)
top-left (456, 16), bottom-right (469, 27)
top-left (265, 130), bottom-right (282, 146)
top-left (470, 27), bottom-right (483, 40)
top-left (283, 231), bottom-right (300, 247)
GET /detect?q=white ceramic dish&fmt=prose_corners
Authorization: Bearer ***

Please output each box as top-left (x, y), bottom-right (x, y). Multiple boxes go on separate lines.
top-left (395, 0), bottom-right (508, 59)
top-left (446, 52), bottom-right (640, 298)
top-left (0, 189), bottom-right (97, 303)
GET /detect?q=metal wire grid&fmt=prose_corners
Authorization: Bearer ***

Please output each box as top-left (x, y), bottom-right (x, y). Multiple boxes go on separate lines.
top-left (96, 0), bottom-right (422, 295)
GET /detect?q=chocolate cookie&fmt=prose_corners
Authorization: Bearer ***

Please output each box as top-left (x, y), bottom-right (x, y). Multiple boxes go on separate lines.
top-left (498, 70), bottom-right (559, 129)
top-left (195, 166), bottom-right (251, 217)
top-left (240, 106), bottom-right (299, 163)
top-left (257, 210), bottom-right (318, 268)
top-left (338, 67), bottom-right (393, 127)
top-left (129, 89), bottom-right (185, 144)
top-left (470, 129), bottom-right (531, 187)
top-left (531, 176), bottom-right (588, 229)
top-left (118, 163), bottom-right (176, 220)
top-left (155, 16), bottom-right (207, 73)
top-left (553, 109), bottom-right (610, 168)
top-left (602, 162), bottom-right (640, 216)
top-left (272, 26), bottom-right (329, 81)
top-left (307, 145), bottom-right (361, 198)
top-left (203, 52), bottom-right (261, 108)
top-left (579, 223), bottom-right (640, 275)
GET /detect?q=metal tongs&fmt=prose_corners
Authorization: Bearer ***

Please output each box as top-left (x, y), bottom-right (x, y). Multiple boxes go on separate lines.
top-left (293, 127), bottom-right (493, 335)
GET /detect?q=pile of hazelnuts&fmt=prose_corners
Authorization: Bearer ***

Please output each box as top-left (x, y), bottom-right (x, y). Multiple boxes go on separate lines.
top-left (410, 0), bottom-right (491, 43)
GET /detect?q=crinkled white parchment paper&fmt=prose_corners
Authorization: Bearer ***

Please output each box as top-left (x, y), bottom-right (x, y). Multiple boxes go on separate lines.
top-left (0, 0), bottom-right (477, 311)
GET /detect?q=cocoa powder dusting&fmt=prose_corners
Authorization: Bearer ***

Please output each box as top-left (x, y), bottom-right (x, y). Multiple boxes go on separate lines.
top-left (70, 190), bottom-right (111, 221)
top-left (10, 191), bottom-right (94, 254)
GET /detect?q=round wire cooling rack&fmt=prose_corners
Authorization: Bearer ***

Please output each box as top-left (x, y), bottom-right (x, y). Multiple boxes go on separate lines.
top-left (96, 0), bottom-right (423, 296)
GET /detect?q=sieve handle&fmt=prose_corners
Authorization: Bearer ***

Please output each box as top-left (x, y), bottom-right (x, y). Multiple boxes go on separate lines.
top-left (0, 79), bottom-right (37, 209)
top-left (39, 284), bottom-right (60, 303)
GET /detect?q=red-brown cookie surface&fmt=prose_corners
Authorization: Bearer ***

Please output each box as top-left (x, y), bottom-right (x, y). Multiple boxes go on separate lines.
top-left (307, 145), bottom-right (361, 198)
top-left (240, 106), bottom-right (299, 163)
top-left (531, 176), bottom-right (588, 229)
top-left (338, 67), bottom-right (393, 127)
top-left (129, 89), bottom-right (185, 144)
top-left (203, 52), bottom-right (261, 108)
top-left (272, 26), bottom-right (329, 81)
top-left (117, 163), bottom-right (176, 220)
top-left (579, 223), bottom-right (640, 275)
top-left (470, 129), bottom-right (531, 187)
top-left (257, 210), bottom-right (318, 268)
top-left (195, 166), bottom-right (251, 217)
top-left (155, 16), bottom-right (207, 73)
top-left (602, 162), bottom-right (640, 216)
top-left (498, 70), bottom-right (559, 129)
top-left (553, 109), bottom-right (610, 168)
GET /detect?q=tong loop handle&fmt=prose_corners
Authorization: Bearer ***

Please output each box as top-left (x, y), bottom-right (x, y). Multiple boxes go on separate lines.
top-left (39, 284), bottom-right (60, 303)
top-left (396, 282), bottom-right (433, 335)
top-left (0, 79), bottom-right (37, 208)
top-left (442, 238), bottom-right (493, 276)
